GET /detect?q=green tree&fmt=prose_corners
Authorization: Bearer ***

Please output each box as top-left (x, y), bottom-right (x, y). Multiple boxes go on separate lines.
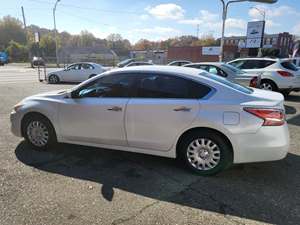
top-left (6, 40), bottom-right (28, 62)
top-left (0, 16), bottom-right (26, 48)
top-left (39, 34), bottom-right (56, 57)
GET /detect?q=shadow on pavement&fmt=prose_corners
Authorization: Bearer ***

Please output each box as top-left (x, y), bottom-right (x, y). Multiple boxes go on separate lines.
top-left (15, 141), bottom-right (300, 225)
top-left (284, 105), bottom-right (297, 115)
top-left (285, 93), bottom-right (300, 102)
top-left (287, 114), bottom-right (300, 126)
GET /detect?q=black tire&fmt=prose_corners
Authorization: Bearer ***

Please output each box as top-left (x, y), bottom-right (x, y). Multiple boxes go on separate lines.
top-left (22, 114), bottom-right (57, 151)
top-left (260, 80), bottom-right (277, 91)
top-left (48, 74), bottom-right (60, 84)
top-left (177, 130), bottom-right (233, 176)
top-left (88, 74), bottom-right (97, 79)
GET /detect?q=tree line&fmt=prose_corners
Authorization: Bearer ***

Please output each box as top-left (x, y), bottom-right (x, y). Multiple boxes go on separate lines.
top-left (0, 15), bottom-right (219, 62)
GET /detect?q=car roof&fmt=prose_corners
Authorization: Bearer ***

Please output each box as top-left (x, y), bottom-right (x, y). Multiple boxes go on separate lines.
top-left (185, 62), bottom-right (224, 66)
top-left (230, 57), bottom-right (278, 61)
top-left (108, 65), bottom-right (207, 79)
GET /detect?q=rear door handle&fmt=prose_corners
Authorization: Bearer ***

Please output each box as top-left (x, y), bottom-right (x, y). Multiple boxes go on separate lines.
top-left (173, 106), bottom-right (191, 112)
top-left (107, 106), bottom-right (122, 111)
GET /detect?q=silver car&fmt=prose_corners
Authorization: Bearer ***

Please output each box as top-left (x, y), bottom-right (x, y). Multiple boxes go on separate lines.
top-left (184, 62), bottom-right (261, 88)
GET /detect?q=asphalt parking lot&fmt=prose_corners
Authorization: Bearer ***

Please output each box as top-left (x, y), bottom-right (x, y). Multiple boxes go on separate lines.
top-left (1, 64), bottom-right (300, 225)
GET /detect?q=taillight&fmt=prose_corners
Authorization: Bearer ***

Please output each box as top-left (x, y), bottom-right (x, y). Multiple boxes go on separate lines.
top-left (244, 108), bottom-right (285, 126)
top-left (277, 71), bottom-right (294, 77)
top-left (250, 77), bottom-right (258, 87)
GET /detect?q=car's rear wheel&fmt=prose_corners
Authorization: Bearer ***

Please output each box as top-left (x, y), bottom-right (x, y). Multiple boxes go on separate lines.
top-left (22, 114), bottom-right (57, 151)
top-left (260, 80), bottom-right (277, 91)
top-left (178, 130), bottom-right (232, 175)
top-left (48, 74), bottom-right (60, 84)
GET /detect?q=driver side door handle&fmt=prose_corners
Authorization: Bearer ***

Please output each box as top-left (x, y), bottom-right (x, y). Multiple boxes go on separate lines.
top-left (107, 106), bottom-right (122, 112)
top-left (173, 106), bottom-right (191, 112)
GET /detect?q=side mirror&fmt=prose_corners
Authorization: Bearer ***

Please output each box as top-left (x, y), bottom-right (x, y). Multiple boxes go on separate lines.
top-left (70, 91), bottom-right (79, 99)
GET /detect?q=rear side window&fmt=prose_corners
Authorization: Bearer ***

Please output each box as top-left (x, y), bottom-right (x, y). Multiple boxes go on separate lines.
top-left (201, 72), bottom-right (253, 94)
top-left (230, 60), bottom-right (275, 69)
top-left (135, 74), bottom-right (211, 99)
top-left (281, 61), bottom-right (298, 71)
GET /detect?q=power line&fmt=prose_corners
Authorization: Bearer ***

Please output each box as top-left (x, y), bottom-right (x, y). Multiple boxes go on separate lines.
top-left (26, 0), bottom-right (143, 15)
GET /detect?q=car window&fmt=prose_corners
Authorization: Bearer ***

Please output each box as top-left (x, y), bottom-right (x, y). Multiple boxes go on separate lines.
top-left (185, 64), bottom-right (201, 69)
top-left (67, 64), bottom-right (81, 70)
top-left (201, 72), bottom-right (253, 94)
top-left (281, 61), bottom-right (298, 71)
top-left (77, 74), bottom-right (135, 98)
top-left (81, 63), bottom-right (94, 70)
top-left (241, 60), bottom-right (275, 69)
top-left (222, 64), bottom-right (245, 74)
top-left (229, 60), bottom-right (246, 69)
top-left (135, 74), bottom-right (211, 99)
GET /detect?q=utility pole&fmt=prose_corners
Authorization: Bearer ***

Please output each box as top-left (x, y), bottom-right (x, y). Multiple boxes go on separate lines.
top-left (21, 6), bottom-right (31, 63)
top-left (53, 0), bottom-right (61, 67)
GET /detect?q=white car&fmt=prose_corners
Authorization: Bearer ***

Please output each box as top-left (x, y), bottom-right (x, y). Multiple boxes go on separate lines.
top-left (10, 66), bottom-right (289, 175)
top-left (184, 62), bottom-right (261, 88)
top-left (228, 58), bottom-right (300, 96)
top-left (47, 62), bottom-right (106, 83)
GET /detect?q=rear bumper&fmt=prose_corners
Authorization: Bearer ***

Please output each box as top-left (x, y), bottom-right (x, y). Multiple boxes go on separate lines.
top-left (232, 123), bottom-right (289, 163)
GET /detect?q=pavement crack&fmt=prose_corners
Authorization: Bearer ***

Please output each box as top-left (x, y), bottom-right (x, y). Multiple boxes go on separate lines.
top-left (111, 201), bottom-right (159, 225)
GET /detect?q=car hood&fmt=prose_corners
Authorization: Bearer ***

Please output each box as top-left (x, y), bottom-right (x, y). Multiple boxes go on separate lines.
top-left (23, 89), bottom-right (69, 102)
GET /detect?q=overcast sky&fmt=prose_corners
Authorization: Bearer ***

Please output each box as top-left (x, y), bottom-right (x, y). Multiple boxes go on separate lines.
top-left (2, 0), bottom-right (300, 43)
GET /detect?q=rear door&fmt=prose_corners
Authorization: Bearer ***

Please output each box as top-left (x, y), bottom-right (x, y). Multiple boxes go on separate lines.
top-left (125, 73), bottom-right (211, 151)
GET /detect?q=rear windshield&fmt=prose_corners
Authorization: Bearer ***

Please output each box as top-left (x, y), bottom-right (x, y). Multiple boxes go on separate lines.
top-left (200, 72), bottom-right (253, 94)
top-left (281, 61), bottom-right (298, 71)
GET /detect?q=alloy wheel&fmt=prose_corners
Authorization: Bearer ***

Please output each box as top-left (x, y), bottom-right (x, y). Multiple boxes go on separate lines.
top-left (26, 120), bottom-right (49, 147)
top-left (260, 82), bottom-right (273, 91)
top-left (186, 138), bottom-right (221, 171)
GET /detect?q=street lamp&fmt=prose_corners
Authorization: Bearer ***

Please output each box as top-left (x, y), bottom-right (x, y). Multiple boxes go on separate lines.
top-left (218, 0), bottom-right (277, 62)
top-left (53, 0), bottom-right (61, 67)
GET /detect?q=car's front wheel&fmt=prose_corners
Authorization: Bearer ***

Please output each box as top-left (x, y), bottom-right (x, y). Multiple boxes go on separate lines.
top-left (48, 74), bottom-right (60, 84)
top-left (178, 130), bottom-right (233, 175)
top-left (22, 114), bottom-right (57, 150)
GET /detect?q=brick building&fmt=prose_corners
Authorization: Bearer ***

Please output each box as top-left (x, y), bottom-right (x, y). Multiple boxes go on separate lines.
top-left (167, 45), bottom-right (238, 63)
top-left (224, 32), bottom-right (294, 57)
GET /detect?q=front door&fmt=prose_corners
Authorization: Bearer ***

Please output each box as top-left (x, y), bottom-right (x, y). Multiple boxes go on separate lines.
top-left (58, 73), bottom-right (135, 146)
top-left (126, 73), bottom-right (211, 151)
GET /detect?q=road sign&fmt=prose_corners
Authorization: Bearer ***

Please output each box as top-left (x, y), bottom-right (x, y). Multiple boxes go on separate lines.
top-left (246, 21), bottom-right (265, 48)
top-left (202, 46), bottom-right (221, 56)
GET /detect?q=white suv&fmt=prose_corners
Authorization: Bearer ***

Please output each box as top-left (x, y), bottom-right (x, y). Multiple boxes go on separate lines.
top-left (228, 58), bottom-right (300, 96)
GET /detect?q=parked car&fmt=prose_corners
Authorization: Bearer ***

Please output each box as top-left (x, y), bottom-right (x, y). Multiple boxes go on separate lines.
top-left (31, 56), bottom-right (45, 68)
top-left (117, 58), bottom-right (135, 68)
top-left (228, 58), bottom-right (300, 96)
top-left (168, 60), bottom-right (192, 66)
top-left (47, 62), bottom-right (106, 83)
top-left (0, 51), bottom-right (9, 65)
top-left (125, 61), bottom-right (154, 67)
top-left (11, 66), bottom-right (289, 175)
top-left (184, 62), bottom-right (261, 88)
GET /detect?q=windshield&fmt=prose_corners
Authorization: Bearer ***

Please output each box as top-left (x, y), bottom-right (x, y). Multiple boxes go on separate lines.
top-left (222, 64), bottom-right (245, 74)
top-left (200, 71), bottom-right (253, 94)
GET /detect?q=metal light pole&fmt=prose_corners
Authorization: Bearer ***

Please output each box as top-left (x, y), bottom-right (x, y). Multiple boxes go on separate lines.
top-left (218, 0), bottom-right (277, 62)
top-left (53, 0), bottom-right (61, 67)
